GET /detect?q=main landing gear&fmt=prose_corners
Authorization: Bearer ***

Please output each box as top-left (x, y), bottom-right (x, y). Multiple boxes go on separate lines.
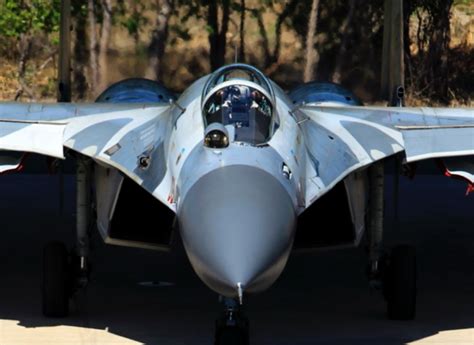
top-left (42, 241), bottom-right (91, 317)
top-left (215, 298), bottom-right (249, 345)
top-left (42, 159), bottom-right (92, 317)
top-left (367, 162), bottom-right (417, 320)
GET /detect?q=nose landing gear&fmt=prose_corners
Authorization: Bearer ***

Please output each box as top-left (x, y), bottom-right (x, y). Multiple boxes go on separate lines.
top-left (215, 298), bottom-right (249, 345)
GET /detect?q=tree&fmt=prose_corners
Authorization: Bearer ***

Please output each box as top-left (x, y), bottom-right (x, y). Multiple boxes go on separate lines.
top-left (87, 0), bottom-right (99, 93)
top-left (331, 0), bottom-right (357, 84)
top-left (119, 0), bottom-right (148, 49)
top-left (250, 0), bottom-right (299, 71)
top-left (146, 0), bottom-right (173, 80)
top-left (72, 0), bottom-right (88, 100)
top-left (404, 0), bottom-right (455, 102)
top-left (0, 0), bottom-right (60, 100)
top-left (303, 0), bottom-right (320, 82)
top-left (207, 0), bottom-right (231, 71)
top-left (98, 0), bottom-right (113, 91)
top-left (238, 0), bottom-right (246, 62)
top-left (86, 0), bottom-right (115, 96)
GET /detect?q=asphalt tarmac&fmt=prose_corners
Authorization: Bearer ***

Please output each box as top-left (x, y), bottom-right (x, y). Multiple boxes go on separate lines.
top-left (0, 172), bottom-right (472, 345)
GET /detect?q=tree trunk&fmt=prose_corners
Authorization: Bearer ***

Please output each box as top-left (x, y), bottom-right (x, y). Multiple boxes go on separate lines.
top-left (73, 0), bottom-right (88, 100)
top-left (380, 0), bottom-right (404, 102)
top-left (428, 0), bottom-right (453, 101)
top-left (88, 0), bottom-right (99, 94)
top-left (331, 0), bottom-right (356, 84)
top-left (239, 0), bottom-right (246, 62)
top-left (218, 0), bottom-right (231, 67)
top-left (254, 10), bottom-right (271, 67)
top-left (146, 0), bottom-right (172, 80)
top-left (208, 0), bottom-right (231, 71)
top-left (58, 0), bottom-right (72, 102)
top-left (15, 34), bottom-right (35, 101)
top-left (271, 0), bottom-right (298, 65)
top-left (303, 0), bottom-right (320, 82)
top-left (252, 0), bottom-right (297, 71)
top-left (208, 0), bottom-right (219, 71)
top-left (98, 0), bottom-right (113, 92)
top-left (403, 0), bottom-right (412, 87)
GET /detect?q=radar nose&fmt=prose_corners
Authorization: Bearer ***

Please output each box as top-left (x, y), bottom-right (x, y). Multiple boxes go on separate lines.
top-left (178, 165), bottom-right (296, 298)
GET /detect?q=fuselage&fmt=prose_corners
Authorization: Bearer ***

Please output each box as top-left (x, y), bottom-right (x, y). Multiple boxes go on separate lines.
top-left (95, 64), bottom-right (363, 299)
top-left (164, 65), bottom-right (306, 298)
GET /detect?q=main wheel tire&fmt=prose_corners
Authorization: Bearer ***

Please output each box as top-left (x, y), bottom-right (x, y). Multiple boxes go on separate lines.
top-left (42, 241), bottom-right (70, 317)
top-left (384, 245), bottom-right (417, 320)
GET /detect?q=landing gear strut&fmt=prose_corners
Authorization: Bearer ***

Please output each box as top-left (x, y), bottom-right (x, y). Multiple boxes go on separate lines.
top-left (366, 161), bottom-right (417, 320)
top-left (215, 298), bottom-right (249, 345)
top-left (73, 158), bottom-right (92, 290)
top-left (42, 158), bottom-right (92, 317)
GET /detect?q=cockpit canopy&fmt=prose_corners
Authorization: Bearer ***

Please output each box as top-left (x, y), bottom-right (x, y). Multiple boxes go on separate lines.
top-left (202, 64), bottom-right (276, 146)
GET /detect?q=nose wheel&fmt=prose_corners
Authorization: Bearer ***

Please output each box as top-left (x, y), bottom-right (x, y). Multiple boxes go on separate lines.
top-left (215, 298), bottom-right (249, 345)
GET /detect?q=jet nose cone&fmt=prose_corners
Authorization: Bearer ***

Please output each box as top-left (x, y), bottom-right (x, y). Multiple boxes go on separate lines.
top-left (178, 165), bottom-right (296, 297)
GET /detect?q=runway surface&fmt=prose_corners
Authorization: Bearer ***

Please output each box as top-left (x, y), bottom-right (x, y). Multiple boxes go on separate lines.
top-left (0, 171), bottom-right (472, 344)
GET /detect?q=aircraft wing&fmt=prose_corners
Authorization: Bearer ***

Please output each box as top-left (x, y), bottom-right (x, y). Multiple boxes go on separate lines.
top-left (298, 105), bottom-right (474, 204)
top-left (0, 102), bottom-right (172, 204)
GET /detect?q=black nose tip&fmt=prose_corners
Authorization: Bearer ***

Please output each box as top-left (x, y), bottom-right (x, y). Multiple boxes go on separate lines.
top-left (178, 165), bottom-right (296, 297)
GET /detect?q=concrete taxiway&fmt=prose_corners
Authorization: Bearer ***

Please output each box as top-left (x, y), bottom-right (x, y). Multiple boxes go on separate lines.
top-left (0, 171), bottom-right (472, 344)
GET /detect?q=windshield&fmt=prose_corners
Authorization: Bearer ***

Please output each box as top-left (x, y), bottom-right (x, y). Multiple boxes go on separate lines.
top-left (203, 84), bottom-right (273, 145)
top-left (202, 63), bottom-right (275, 102)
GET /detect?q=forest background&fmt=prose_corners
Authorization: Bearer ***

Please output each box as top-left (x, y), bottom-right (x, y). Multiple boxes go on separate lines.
top-left (0, 0), bottom-right (472, 105)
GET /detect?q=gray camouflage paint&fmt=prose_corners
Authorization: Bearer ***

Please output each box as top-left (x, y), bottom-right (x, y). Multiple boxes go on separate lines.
top-left (179, 165), bottom-right (295, 296)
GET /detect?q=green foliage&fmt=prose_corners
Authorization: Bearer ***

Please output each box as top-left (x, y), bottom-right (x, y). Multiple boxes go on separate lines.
top-left (122, 11), bottom-right (148, 36)
top-left (72, 1), bottom-right (88, 18)
top-left (0, 0), bottom-right (61, 38)
top-left (175, 0), bottom-right (206, 22)
top-left (453, 0), bottom-right (471, 5)
top-left (169, 24), bottom-right (191, 41)
top-left (116, 0), bottom-right (148, 38)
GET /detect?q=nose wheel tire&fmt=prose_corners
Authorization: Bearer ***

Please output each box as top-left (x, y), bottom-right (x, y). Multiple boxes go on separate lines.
top-left (215, 312), bottom-right (249, 345)
top-left (383, 245), bottom-right (417, 320)
top-left (42, 241), bottom-right (71, 317)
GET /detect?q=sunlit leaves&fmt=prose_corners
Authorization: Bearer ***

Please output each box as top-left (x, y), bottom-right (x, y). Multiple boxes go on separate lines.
top-left (0, 0), bottom-right (61, 38)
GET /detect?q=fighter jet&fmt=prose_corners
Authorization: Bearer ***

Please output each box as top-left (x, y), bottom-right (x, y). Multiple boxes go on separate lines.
top-left (0, 63), bottom-right (473, 344)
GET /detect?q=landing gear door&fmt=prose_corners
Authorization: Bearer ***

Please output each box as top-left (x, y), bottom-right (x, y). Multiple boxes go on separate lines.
top-left (94, 164), bottom-right (123, 240)
top-left (344, 170), bottom-right (369, 246)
